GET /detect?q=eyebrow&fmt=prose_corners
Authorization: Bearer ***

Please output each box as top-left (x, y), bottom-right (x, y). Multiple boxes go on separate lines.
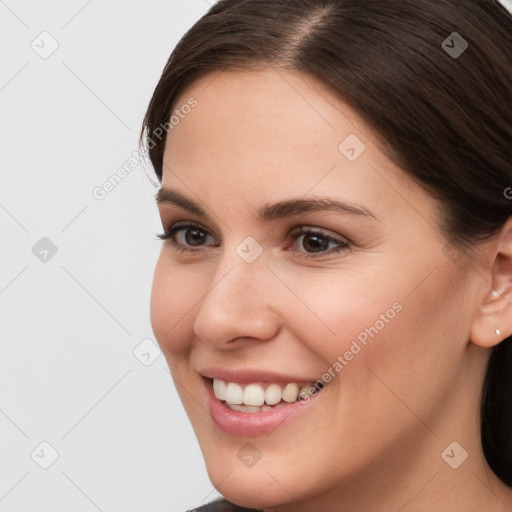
top-left (155, 187), bottom-right (378, 221)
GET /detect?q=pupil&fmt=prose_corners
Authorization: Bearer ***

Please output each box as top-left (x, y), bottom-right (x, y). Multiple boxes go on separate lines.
top-left (186, 228), bottom-right (205, 246)
top-left (304, 234), bottom-right (327, 252)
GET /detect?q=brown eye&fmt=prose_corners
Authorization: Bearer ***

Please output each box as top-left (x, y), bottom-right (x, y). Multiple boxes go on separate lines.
top-left (289, 227), bottom-right (349, 257)
top-left (182, 227), bottom-right (207, 246)
top-left (156, 222), bottom-right (216, 251)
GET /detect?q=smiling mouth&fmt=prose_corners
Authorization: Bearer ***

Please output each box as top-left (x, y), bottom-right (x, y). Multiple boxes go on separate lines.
top-left (206, 377), bottom-right (326, 413)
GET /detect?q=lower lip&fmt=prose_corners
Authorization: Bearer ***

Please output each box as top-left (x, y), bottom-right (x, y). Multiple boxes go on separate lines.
top-left (203, 378), bottom-right (324, 437)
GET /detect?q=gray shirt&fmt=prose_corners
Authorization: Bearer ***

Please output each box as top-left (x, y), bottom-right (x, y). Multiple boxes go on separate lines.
top-left (187, 496), bottom-right (262, 511)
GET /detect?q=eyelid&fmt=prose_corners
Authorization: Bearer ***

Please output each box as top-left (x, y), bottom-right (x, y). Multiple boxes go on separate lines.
top-left (289, 225), bottom-right (349, 243)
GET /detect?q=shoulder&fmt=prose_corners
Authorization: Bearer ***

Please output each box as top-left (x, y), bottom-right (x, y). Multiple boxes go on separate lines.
top-left (186, 496), bottom-right (262, 512)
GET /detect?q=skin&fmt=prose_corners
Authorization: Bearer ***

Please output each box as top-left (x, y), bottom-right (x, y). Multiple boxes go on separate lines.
top-left (150, 67), bottom-right (512, 511)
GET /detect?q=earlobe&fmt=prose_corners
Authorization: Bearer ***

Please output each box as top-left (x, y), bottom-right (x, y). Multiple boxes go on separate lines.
top-left (470, 217), bottom-right (512, 349)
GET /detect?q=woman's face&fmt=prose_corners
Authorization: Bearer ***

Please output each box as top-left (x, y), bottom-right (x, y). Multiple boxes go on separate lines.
top-left (150, 68), bottom-right (489, 508)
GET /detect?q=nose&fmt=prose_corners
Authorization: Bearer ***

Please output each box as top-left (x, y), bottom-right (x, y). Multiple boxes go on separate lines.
top-left (192, 250), bottom-right (281, 347)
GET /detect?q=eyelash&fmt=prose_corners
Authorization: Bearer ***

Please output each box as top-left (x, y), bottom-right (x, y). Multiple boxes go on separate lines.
top-left (156, 222), bottom-right (349, 258)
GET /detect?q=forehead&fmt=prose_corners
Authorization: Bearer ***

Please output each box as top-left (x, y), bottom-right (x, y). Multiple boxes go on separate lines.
top-left (161, 68), bottom-right (437, 228)
top-left (170, 67), bottom-right (361, 149)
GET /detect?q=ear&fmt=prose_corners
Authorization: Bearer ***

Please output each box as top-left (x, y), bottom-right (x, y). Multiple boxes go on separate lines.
top-left (470, 217), bottom-right (512, 348)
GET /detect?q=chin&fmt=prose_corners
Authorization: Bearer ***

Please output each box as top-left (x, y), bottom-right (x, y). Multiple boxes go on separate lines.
top-left (204, 465), bottom-right (290, 509)
top-left (200, 445), bottom-right (342, 510)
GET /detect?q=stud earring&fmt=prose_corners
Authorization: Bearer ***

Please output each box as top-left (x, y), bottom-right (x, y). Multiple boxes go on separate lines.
top-left (496, 328), bottom-right (501, 336)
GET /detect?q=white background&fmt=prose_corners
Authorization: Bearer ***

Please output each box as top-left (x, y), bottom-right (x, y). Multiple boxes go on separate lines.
top-left (0, 1), bottom-right (221, 510)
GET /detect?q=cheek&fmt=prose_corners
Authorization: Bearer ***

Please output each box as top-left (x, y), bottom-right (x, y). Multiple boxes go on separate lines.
top-left (275, 268), bottom-right (404, 367)
top-left (286, 265), bottom-right (458, 393)
top-left (150, 254), bottom-right (204, 355)
top-left (322, 265), bottom-right (463, 425)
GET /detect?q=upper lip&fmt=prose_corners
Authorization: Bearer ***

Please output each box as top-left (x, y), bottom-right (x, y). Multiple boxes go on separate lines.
top-left (199, 367), bottom-right (320, 385)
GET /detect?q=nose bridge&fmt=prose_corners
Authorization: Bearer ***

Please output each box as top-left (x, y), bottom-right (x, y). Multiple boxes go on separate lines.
top-left (192, 239), bottom-right (279, 345)
top-left (209, 232), bottom-right (270, 301)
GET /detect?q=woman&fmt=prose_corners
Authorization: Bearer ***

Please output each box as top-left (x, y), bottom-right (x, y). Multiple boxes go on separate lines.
top-left (140, 0), bottom-right (512, 510)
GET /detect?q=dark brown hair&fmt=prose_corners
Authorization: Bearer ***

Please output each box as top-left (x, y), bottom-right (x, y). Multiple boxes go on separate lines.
top-left (140, 0), bottom-right (512, 485)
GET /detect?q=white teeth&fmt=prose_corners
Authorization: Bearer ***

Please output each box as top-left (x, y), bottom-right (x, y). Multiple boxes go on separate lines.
top-left (282, 383), bottom-right (299, 403)
top-left (213, 378), bottom-right (227, 401)
top-left (212, 378), bottom-right (322, 407)
top-left (224, 382), bottom-right (243, 404)
top-left (243, 384), bottom-right (265, 406)
top-left (299, 385), bottom-right (310, 400)
top-left (228, 403), bottom-right (284, 413)
top-left (264, 384), bottom-right (282, 405)
top-left (228, 404), bottom-right (271, 413)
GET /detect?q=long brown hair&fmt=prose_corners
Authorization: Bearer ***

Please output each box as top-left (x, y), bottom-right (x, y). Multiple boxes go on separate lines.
top-left (140, 0), bottom-right (512, 485)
